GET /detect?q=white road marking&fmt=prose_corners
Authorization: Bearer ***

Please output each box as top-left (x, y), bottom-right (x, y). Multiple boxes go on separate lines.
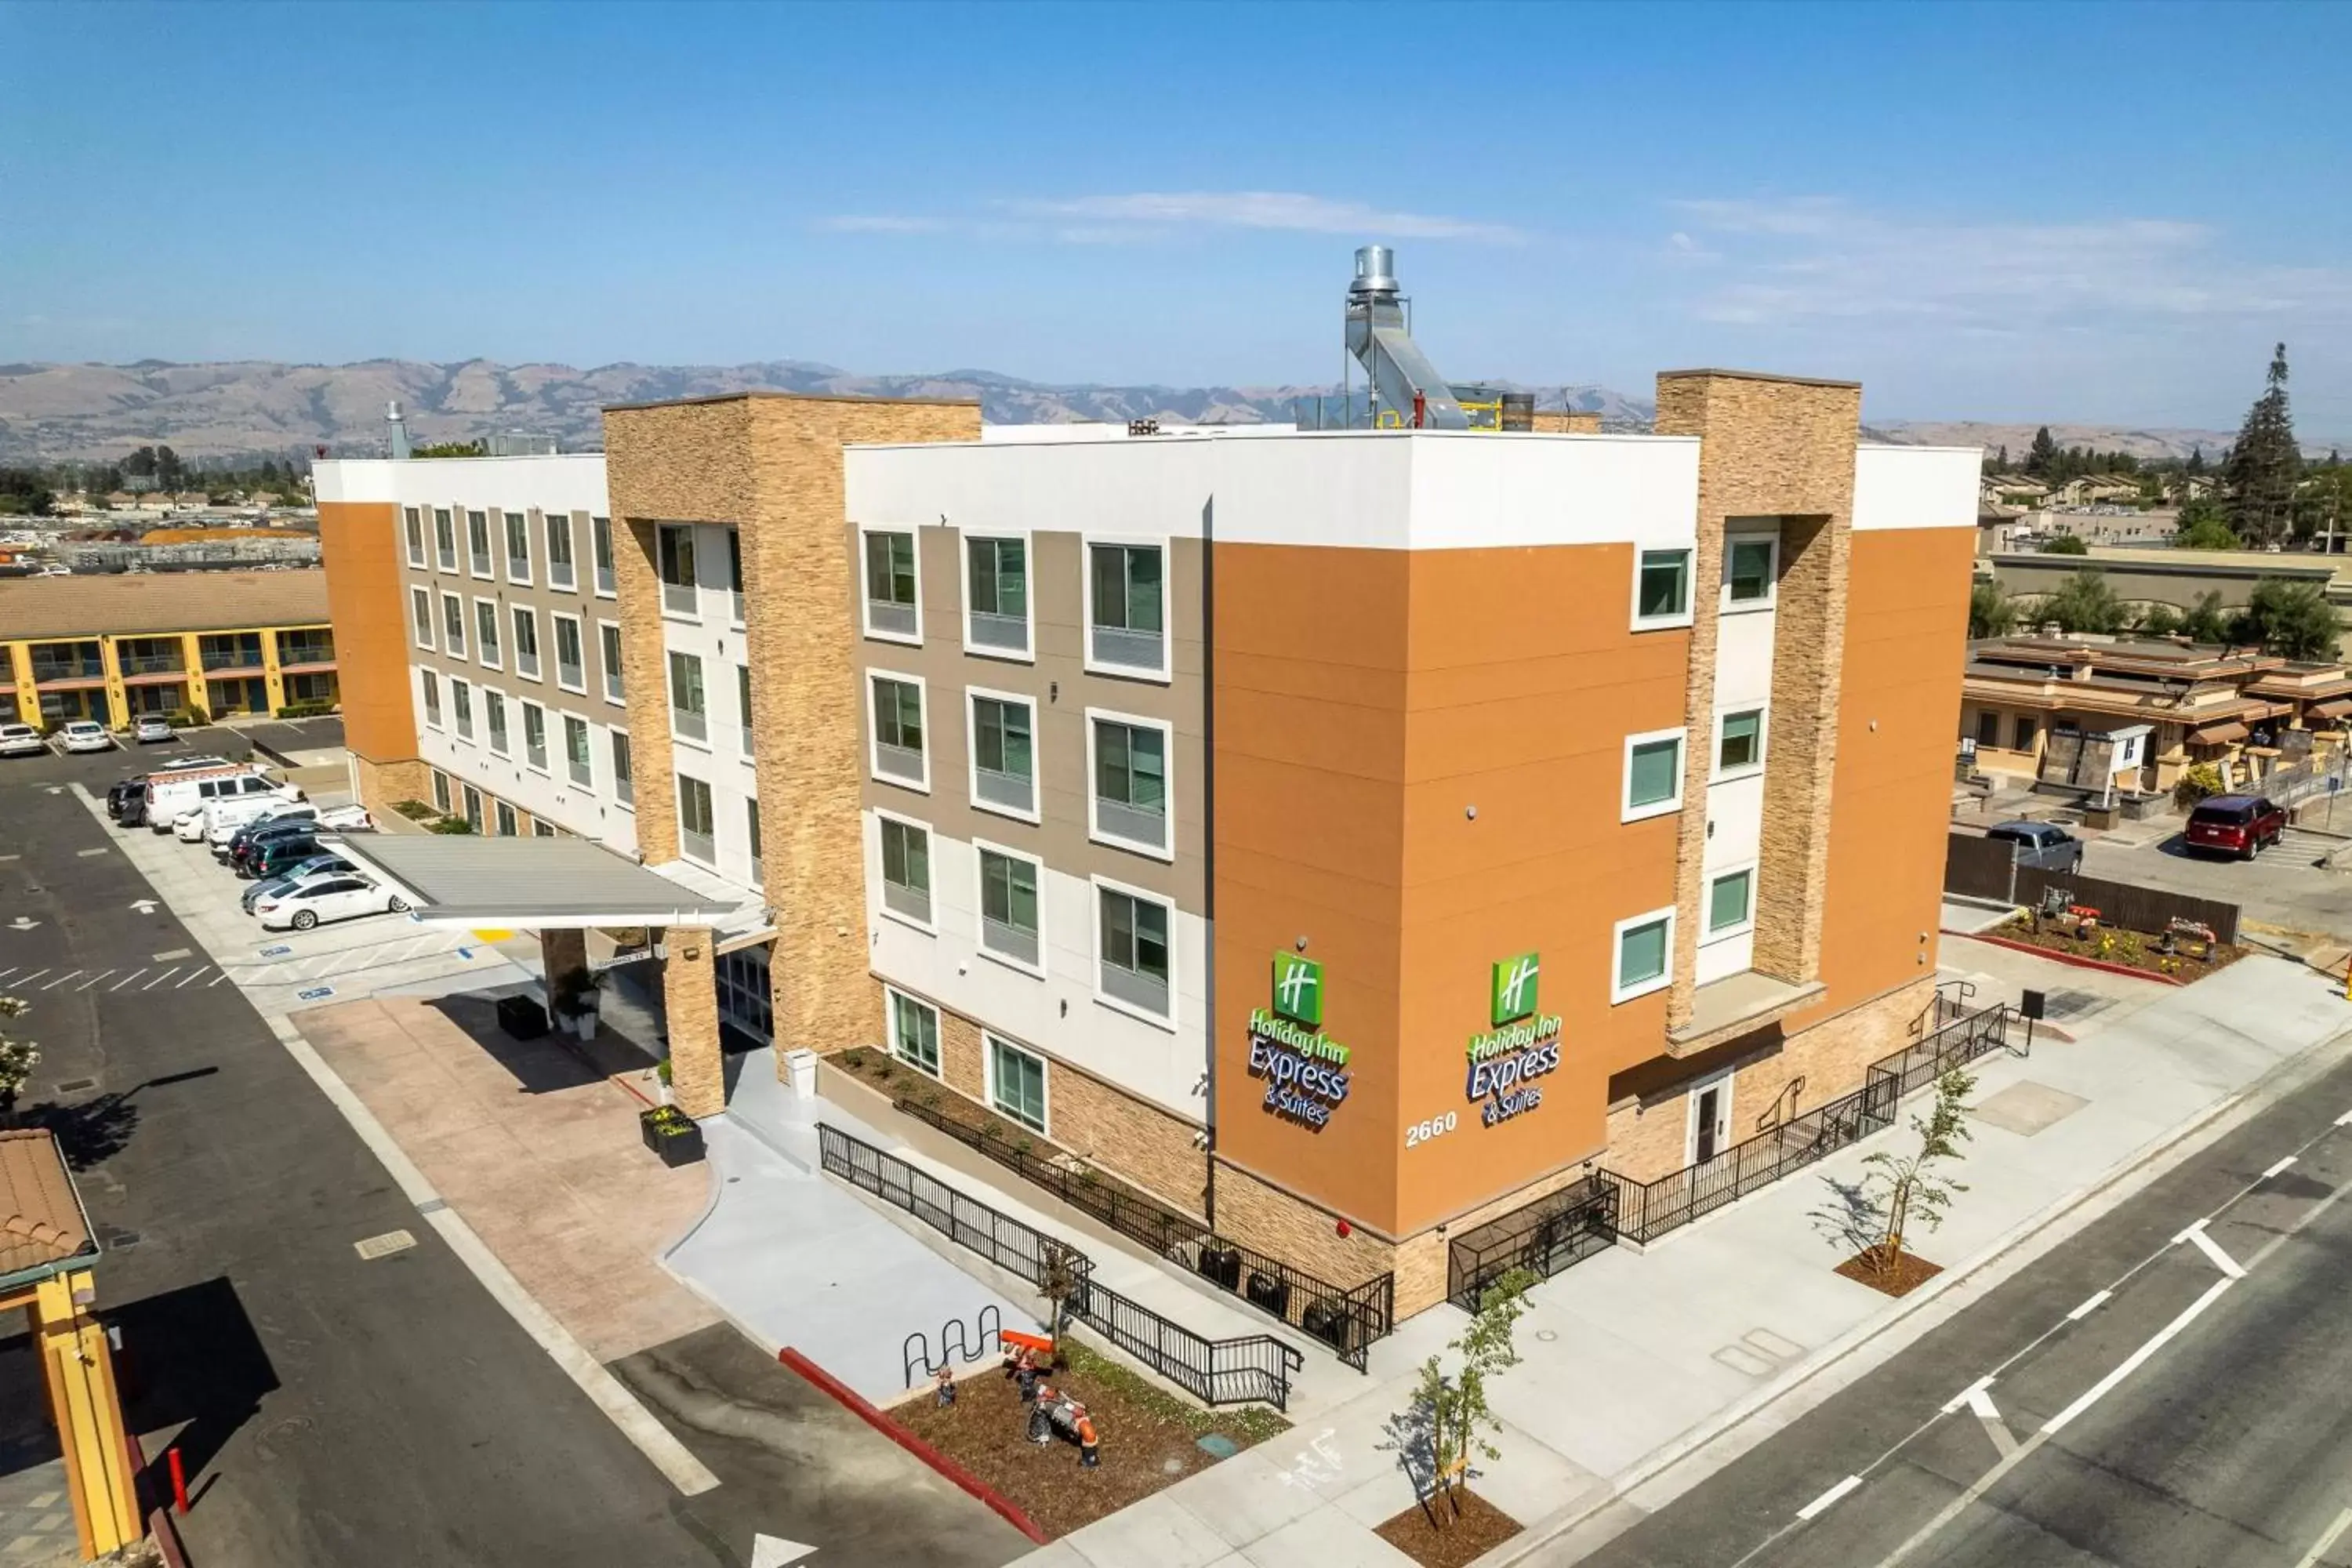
top-left (1796, 1475), bottom-right (1864, 1520)
top-left (0, 968), bottom-right (18, 982)
top-left (206, 972), bottom-right (230, 987)
top-left (175, 967), bottom-right (210, 988)
top-left (2337, 1109), bottom-right (2352, 1127)
top-left (2262, 1156), bottom-right (2299, 1179)
top-left (41, 971), bottom-right (82, 989)
top-left (151, 948), bottom-right (192, 962)
top-left (2042, 1277), bottom-right (2235, 1436)
top-left (74, 971), bottom-right (114, 990)
top-left (2176, 1219), bottom-right (2249, 1279)
top-left (256, 1017), bottom-right (717, 1497)
top-left (141, 967), bottom-right (179, 990)
top-left (1940, 1376), bottom-right (1995, 1415)
top-left (109, 969), bottom-right (146, 990)
top-left (2067, 1290), bottom-right (2112, 1321)
top-left (2293, 1508), bottom-right (2352, 1568)
top-left (1964, 1385), bottom-right (2002, 1423)
top-left (750, 1536), bottom-right (818, 1568)
top-left (13, 969), bottom-right (47, 985)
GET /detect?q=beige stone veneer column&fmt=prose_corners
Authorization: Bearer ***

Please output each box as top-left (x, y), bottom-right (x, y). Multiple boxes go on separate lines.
top-left (661, 924), bottom-right (724, 1118)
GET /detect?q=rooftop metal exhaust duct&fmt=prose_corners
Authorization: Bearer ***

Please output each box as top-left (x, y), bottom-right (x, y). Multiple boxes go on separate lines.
top-left (387, 400), bottom-right (412, 460)
top-left (1345, 245), bottom-right (1468, 430)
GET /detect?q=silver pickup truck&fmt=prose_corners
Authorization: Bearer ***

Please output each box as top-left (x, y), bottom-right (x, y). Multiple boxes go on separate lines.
top-left (1985, 819), bottom-right (2086, 875)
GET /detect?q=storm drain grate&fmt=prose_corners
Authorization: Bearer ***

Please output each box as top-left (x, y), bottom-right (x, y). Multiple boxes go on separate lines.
top-left (353, 1229), bottom-right (417, 1261)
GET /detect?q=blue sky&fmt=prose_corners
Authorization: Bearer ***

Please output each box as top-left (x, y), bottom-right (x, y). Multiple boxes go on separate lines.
top-left (5, 0), bottom-right (2350, 430)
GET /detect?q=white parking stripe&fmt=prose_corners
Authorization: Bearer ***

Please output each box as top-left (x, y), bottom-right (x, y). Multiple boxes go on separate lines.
top-left (207, 972), bottom-right (230, 987)
top-left (41, 971), bottom-right (82, 989)
top-left (110, 969), bottom-right (147, 991)
top-left (14, 970), bottom-right (48, 986)
top-left (142, 968), bottom-right (179, 990)
top-left (2293, 1508), bottom-right (2352, 1568)
top-left (75, 971), bottom-right (115, 991)
top-left (1797, 1475), bottom-right (1864, 1520)
top-left (175, 968), bottom-right (210, 988)
top-left (0, 968), bottom-right (19, 982)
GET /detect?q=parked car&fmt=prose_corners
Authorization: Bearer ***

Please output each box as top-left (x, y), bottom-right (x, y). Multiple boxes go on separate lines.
top-left (1985, 819), bottom-right (2085, 875)
top-left (253, 873), bottom-right (408, 931)
top-left (59, 720), bottom-right (113, 753)
top-left (230, 812), bottom-right (359, 874)
top-left (146, 767), bottom-right (293, 835)
top-left (115, 756), bottom-right (234, 828)
top-left (243, 835), bottom-right (325, 883)
top-left (0, 724), bottom-right (45, 758)
top-left (106, 777), bottom-right (146, 818)
top-left (219, 804), bottom-right (321, 857)
top-left (243, 854), bottom-right (360, 913)
top-left (132, 716), bottom-right (176, 744)
top-left (2184, 794), bottom-right (2288, 859)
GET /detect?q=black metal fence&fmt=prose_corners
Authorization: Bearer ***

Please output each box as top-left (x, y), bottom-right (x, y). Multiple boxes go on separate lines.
top-left (818, 1123), bottom-right (1304, 1410)
top-left (1445, 1002), bottom-right (2022, 1287)
top-left (1444, 1174), bottom-right (1618, 1311)
top-left (895, 1095), bottom-right (1394, 1370)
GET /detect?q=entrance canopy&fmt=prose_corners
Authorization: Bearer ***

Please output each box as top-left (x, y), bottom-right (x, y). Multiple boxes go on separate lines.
top-left (322, 834), bottom-right (744, 930)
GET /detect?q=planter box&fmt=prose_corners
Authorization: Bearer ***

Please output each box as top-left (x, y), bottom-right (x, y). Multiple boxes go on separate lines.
top-left (496, 994), bottom-right (549, 1040)
top-left (640, 1111), bottom-right (705, 1167)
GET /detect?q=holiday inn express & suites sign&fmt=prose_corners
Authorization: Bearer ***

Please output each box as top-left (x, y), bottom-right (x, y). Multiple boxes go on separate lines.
top-left (1466, 952), bottom-right (1561, 1126)
top-left (1249, 952), bottom-right (1351, 1128)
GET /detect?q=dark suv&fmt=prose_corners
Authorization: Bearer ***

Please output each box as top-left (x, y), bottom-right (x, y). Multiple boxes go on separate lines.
top-left (2184, 794), bottom-right (2287, 859)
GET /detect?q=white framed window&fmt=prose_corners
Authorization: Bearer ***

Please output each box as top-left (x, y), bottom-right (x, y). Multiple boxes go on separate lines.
top-left (1612, 906), bottom-right (1676, 1004)
top-left (494, 800), bottom-right (518, 837)
top-left (868, 670), bottom-right (928, 791)
top-left (737, 665), bottom-right (755, 757)
top-left (533, 818), bottom-right (557, 838)
top-left (1704, 863), bottom-right (1756, 940)
top-left (657, 524), bottom-right (698, 619)
top-left (484, 687), bottom-right (510, 756)
top-left (676, 771), bottom-right (716, 865)
top-left (1631, 546), bottom-right (1694, 630)
top-left (503, 509), bottom-right (532, 585)
top-left (419, 668), bottom-right (442, 730)
top-left (1715, 706), bottom-right (1767, 780)
top-left (440, 592), bottom-right (466, 659)
top-left (462, 784), bottom-right (484, 829)
top-left (1622, 727), bottom-right (1685, 823)
top-left (450, 677), bottom-right (474, 742)
top-left (988, 1036), bottom-right (1049, 1134)
top-left (746, 798), bottom-right (762, 887)
top-left (975, 837), bottom-right (1044, 975)
top-left (473, 597), bottom-right (503, 670)
top-left (403, 506), bottom-right (425, 568)
top-left (410, 586), bottom-right (435, 650)
top-left (887, 987), bottom-right (941, 1076)
top-left (510, 604), bottom-right (541, 681)
top-left (610, 728), bottom-right (633, 809)
top-left (668, 650), bottom-right (708, 747)
top-left (433, 507), bottom-right (456, 572)
top-left (592, 515), bottom-right (616, 597)
top-left (964, 534), bottom-right (1032, 659)
top-left (598, 621), bottom-right (625, 705)
top-left (1083, 536), bottom-right (1170, 681)
top-left (967, 688), bottom-right (1039, 822)
top-left (430, 769), bottom-right (451, 813)
top-left (467, 510), bottom-right (493, 578)
top-left (1094, 874), bottom-right (1174, 1028)
top-left (546, 508), bottom-right (577, 590)
top-left (726, 528), bottom-right (746, 626)
top-left (563, 713), bottom-right (593, 789)
top-left (877, 810), bottom-right (933, 930)
top-left (552, 612), bottom-right (586, 694)
top-left (1722, 532), bottom-right (1779, 612)
top-left (521, 699), bottom-right (549, 772)
top-left (860, 527), bottom-right (921, 644)
top-left (1087, 708), bottom-right (1173, 858)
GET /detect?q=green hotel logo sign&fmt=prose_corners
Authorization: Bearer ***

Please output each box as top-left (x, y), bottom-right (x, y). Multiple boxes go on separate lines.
top-left (1272, 952), bottom-right (1323, 1027)
top-left (1490, 952), bottom-right (1541, 1026)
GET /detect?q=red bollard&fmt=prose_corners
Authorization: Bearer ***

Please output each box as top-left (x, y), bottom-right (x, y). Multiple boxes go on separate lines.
top-left (168, 1448), bottom-right (188, 1515)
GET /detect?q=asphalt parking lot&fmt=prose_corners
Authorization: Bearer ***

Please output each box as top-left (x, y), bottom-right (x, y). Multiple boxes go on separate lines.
top-left (2084, 822), bottom-right (2352, 939)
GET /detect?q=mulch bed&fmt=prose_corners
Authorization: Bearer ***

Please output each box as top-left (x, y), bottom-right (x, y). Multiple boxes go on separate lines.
top-left (1374, 1487), bottom-right (1523, 1567)
top-left (893, 1341), bottom-right (1287, 1540)
top-left (1991, 916), bottom-right (2245, 982)
top-left (1835, 1246), bottom-right (1944, 1298)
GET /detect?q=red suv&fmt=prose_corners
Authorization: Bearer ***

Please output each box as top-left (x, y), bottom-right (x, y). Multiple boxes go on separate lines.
top-left (2184, 794), bottom-right (2287, 859)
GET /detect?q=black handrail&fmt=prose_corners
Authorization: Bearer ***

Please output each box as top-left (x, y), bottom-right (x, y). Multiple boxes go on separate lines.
top-left (818, 1123), bottom-right (1303, 1410)
top-left (892, 1094), bottom-right (1393, 1370)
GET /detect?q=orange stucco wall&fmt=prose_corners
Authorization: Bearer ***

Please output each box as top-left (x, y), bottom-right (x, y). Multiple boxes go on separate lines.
top-left (1211, 539), bottom-right (1690, 1238)
top-left (1795, 524), bottom-right (1977, 1022)
top-left (316, 500), bottom-right (416, 766)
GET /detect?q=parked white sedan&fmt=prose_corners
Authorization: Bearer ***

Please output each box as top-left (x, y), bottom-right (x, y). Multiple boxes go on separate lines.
top-left (253, 873), bottom-right (410, 931)
top-left (0, 723), bottom-right (43, 758)
top-left (59, 721), bottom-right (114, 753)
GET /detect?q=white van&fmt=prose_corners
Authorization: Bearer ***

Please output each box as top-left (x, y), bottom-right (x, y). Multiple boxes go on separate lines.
top-left (146, 767), bottom-right (296, 835)
top-left (201, 792), bottom-right (314, 848)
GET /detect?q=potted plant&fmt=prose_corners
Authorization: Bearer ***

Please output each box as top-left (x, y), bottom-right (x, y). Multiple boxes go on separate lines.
top-left (640, 1105), bottom-right (704, 1167)
top-left (655, 1056), bottom-right (674, 1106)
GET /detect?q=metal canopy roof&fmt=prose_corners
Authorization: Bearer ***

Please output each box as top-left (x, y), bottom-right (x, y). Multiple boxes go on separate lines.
top-left (321, 834), bottom-right (744, 929)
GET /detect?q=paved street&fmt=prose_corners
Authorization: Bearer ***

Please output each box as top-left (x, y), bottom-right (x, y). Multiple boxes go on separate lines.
top-left (2084, 825), bottom-right (2352, 939)
top-left (1552, 1051), bottom-right (2352, 1568)
top-left (0, 763), bottom-right (1033, 1566)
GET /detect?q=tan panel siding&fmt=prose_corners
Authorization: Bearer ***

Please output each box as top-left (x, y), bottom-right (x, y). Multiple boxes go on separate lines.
top-left (317, 504), bottom-right (416, 767)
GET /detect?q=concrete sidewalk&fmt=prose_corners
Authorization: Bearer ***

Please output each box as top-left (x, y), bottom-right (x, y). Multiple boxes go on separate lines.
top-left (1011, 956), bottom-right (2351, 1568)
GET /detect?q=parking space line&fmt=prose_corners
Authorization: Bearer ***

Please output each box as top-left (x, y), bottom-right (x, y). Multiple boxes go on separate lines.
top-left (74, 971), bottom-right (116, 990)
top-left (142, 968), bottom-right (179, 990)
top-left (175, 968), bottom-right (211, 988)
top-left (41, 971), bottom-right (82, 989)
top-left (208, 971), bottom-right (231, 987)
top-left (0, 968), bottom-right (19, 983)
top-left (13, 970), bottom-right (49, 987)
top-left (109, 970), bottom-right (147, 991)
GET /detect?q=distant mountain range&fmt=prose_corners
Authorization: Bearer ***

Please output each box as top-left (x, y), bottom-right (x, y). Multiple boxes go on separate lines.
top-left (0, 358), bottom-right (2325, 466)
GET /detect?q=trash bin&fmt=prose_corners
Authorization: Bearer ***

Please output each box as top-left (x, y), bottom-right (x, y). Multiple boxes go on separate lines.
top-left (496, 994), bottom-right (550, 1040)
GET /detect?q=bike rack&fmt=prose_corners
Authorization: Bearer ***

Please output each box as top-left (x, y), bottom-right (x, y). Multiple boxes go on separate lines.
top-left (901, 1301), bottom-right (1004, 1388)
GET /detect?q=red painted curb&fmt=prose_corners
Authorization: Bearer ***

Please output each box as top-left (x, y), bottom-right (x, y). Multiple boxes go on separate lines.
top-left (1955, 931), bottom-right (2185, 984)
top-left (778, 1346), bottom-right (1051, 1544)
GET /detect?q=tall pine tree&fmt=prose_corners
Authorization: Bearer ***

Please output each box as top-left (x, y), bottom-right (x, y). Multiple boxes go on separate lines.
top-left (2025, 426), bottom-right (2060, 478)
top-left (2223, 343), bottom-right (2301, 545)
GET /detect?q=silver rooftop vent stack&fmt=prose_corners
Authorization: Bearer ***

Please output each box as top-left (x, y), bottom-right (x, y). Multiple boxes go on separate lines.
top-left (387, 400), bottom-right (412, 460)
top-left (1345, 245), bottom-right (1468, 430)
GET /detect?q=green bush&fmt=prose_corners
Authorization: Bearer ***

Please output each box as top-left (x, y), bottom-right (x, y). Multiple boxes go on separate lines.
top-left (391, 799), bottom-right (439, 821)
top-left (427, 815), bottom-right (475, 834)
top-left (2173, 761), bottom-right (2226, 808)
top-left (274, 700), bottom-right (337, 720)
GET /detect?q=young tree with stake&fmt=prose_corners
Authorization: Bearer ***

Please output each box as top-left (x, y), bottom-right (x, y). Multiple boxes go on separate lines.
top-left (1408, 1266), bottom-right (1536, 1525)
top-left (1863, 1068), bottom-right (1975, 1276)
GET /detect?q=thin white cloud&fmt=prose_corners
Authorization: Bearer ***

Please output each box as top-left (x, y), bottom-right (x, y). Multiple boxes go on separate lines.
top-left (1007, 191), bottom-right (1524, 243)
top-left (1666, 196), bottom-right (2352, 329)
top-left (815, 214), bottom-right (945, 234)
